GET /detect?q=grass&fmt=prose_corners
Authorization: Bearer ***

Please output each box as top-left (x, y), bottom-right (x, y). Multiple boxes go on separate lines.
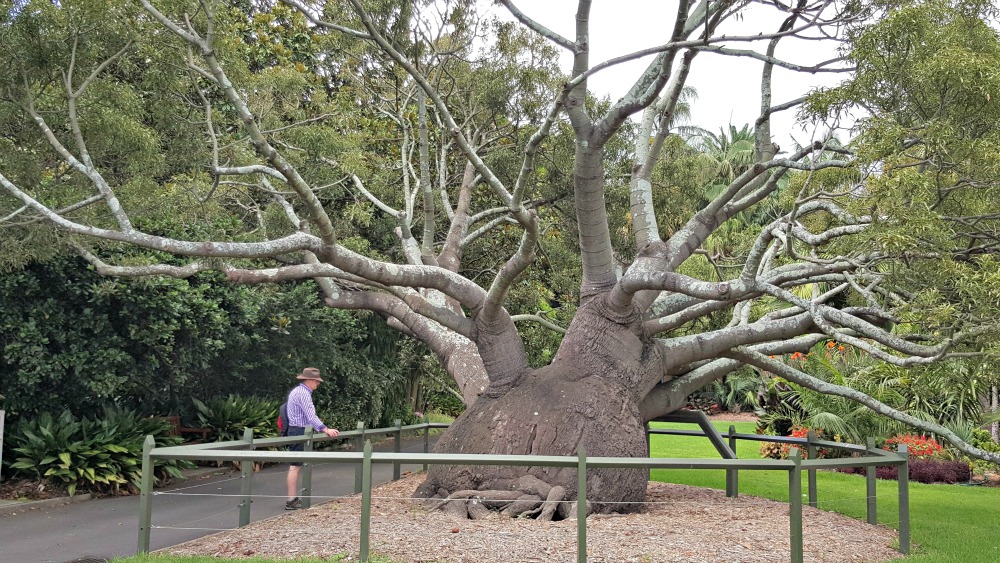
top-left (422, 411), bottom-right (455, 425)
top-left (648, 421), bottom-right (1000, 563)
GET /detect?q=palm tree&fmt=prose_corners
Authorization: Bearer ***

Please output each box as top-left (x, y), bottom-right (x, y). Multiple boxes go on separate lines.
top-left (685, 124), bottom-right (756, 201)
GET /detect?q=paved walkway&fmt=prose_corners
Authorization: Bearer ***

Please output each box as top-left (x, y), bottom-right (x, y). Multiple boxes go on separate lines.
top-left (0, 436), bottom-right (436, 563)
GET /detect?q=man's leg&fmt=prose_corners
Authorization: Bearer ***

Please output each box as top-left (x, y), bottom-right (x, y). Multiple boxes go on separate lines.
top-left (285, 426), bottom-right (305, 509)
top-left (287, 465), bottom-right (300, 499)
top-left (285, 464), bottom-right (303, 509)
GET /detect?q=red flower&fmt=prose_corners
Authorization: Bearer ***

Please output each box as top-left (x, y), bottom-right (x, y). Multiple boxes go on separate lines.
top-left (884, 434), bottom-right (943, 459)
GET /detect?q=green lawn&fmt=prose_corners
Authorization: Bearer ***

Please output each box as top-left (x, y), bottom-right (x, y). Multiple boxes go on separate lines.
top-left (648, 421), bottom-right (1000, 563)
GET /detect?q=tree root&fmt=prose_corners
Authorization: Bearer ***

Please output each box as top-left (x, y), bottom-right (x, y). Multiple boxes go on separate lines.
top-left (426, 480), bottom-right (569, 520)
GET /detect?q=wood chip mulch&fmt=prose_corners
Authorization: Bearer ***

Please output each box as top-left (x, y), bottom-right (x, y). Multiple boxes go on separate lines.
top-left (164, 473), bottom-right (903, 562)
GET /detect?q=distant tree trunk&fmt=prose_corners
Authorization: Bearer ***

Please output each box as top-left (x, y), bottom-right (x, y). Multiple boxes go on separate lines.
top-left (992, 385), bottom-right (999, 443)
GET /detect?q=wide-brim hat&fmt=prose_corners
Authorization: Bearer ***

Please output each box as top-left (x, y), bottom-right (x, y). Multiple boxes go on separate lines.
top-left (296, 367), bottom-right (324, 382)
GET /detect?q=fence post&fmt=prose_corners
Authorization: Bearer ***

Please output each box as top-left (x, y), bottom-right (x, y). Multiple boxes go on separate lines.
top-left (354, 421), bottom-right (365, 493)
top-left (238, 428), bottom-right (254, 527)
top-left (422, 414), bottom-right (430, 471)
top-left (788, 447), bottom-right (804, 563)
top-left (301, 426), bottom-right (314, 509)
top-left (897, 444), bottom-right (910, 554)
top-left (136, 435), bottom-right (155, 554)
top-left (644, 422), bottom-right (651, 482)
top-left (866, 437), bottom-right (878, 525)
top-left (726, 424), bottom-right (738, 498)
top-left (360, 440), bottom-right (373, 561)
top-left (393, 418), bottom-right (402, 481)
top-left (0, 409), bottom-right (5, 484)
top-left (806, 430), bottom-right (818, 508)
top-left (577, 445), bottom-right (587, 563)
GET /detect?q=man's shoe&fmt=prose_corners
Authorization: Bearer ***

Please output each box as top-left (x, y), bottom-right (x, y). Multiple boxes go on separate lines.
top-left (285, 497), bottom-right (302, 510)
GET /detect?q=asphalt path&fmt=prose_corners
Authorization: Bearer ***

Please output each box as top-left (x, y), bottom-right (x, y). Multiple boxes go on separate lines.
top-left (0, 436), bottom-right (437, 563)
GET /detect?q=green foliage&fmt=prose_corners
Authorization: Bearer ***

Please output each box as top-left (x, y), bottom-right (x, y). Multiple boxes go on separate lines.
top-left (688, 124), bottom-right (756, 201)
top-left (7, 407), bottom-right (191, 495)
top-left (192, 395), bottom-right (279, 441)
top-left (0, 258), bottom-right (415, 436)
top-left (803, 0), bottom-right (1000, 352)
top-left (707, 369), bottom-right (761, 413)
top-left (0, 257), bottom-right (249, 419)
top-left (422, 379), bottom-right (466, 419)
top-left (968, 429), bottom-right (1000, 475)
top-left (755, 342), bottom-right (994, 448)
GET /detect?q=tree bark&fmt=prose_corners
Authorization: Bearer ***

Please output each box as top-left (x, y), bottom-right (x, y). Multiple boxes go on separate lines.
top-left (992, 385), bottom-right (999, 443)
top-left (416, 294), bottom-right (663, 515)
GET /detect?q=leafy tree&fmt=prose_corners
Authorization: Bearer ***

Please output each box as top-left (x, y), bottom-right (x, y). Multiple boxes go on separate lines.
top-left (0, 256), bottom-right (234, 418)
top-left (689, 123), bottom-right (756, 202)
top-left (0, 256), bottom-right (410, 429)
top-left (2, 0), bottom-right (1000, 520)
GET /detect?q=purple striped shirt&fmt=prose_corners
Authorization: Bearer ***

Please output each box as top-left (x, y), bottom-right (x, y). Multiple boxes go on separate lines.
top-left (286, 383), bottom-right (326, 431)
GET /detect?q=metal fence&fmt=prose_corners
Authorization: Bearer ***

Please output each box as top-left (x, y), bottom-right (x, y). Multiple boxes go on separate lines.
top-left (137, 415), bottom-right (910, 563)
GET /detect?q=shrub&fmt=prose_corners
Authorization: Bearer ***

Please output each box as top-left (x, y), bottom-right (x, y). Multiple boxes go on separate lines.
top-left (684, 391), bottom-right (722, 414)
top-left (8, 408), bottom-right (191, 495)
top-left (836, 459), bottom-right (971, 484)
top-left (759, 440), bottom-right (784, 460)
top-left (967, 429), bottom-right (1000, 476)
top-left (884, 434), bottom-right (943, 459)
top-left (193, 395), bottom-right (280, 441)
top-left (758, 426), bottom-right (837, 460)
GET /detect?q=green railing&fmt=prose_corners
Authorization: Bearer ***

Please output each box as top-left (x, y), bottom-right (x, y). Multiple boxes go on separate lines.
top-left (137, 415), bottom-right (910, 562)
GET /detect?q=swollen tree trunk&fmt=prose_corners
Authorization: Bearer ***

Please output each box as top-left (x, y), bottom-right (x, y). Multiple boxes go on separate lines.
top-left (415, 296), bottom-right (667, 517)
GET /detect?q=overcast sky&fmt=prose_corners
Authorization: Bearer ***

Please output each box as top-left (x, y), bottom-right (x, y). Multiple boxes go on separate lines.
top-left (486, 1), bottom-right (855, 150)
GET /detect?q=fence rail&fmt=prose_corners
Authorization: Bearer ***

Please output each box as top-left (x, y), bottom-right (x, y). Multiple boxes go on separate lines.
top-left (137, 414), bottom-right (910, 562)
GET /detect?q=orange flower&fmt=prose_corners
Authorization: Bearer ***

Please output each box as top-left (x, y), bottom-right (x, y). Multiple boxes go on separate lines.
top-left (791, 352), bottom-right (804, 360)
top-left (837, 345), bottom-right (846, 352)
top-left (826, 341), bottom-right (836, 349)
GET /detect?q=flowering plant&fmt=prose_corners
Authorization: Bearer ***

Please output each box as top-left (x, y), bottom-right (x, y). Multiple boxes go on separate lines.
top-left (884, 434), bottom-right (943, 459)
top-left (758, 426), bottom-right (834, 460)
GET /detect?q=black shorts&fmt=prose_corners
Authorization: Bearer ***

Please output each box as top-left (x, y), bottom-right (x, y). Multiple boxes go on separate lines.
top-left (287, 426), bottom-right (306, 466)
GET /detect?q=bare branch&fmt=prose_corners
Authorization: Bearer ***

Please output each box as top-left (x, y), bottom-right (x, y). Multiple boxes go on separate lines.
top-left (510, 314), bottom-right (567, 334)
top-left (497, 1), bottom-right (576, 51)
top-left (22, 100), bottom-right (134, 232)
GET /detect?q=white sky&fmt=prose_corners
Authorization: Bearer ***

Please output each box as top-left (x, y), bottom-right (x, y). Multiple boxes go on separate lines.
top-left (486, 1), bottom-right (855, 150)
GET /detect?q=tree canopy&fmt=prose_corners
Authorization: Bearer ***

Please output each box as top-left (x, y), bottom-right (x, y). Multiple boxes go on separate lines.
top-left (2, 0), bottom-right (1000, 512)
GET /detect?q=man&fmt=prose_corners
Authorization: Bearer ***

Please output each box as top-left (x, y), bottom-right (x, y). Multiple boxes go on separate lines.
top-left (285, 367), bottom-right (340, 510)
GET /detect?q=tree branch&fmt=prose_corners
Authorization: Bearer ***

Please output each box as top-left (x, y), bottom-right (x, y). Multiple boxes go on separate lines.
top-left (497, 0), bottom-right (576, 52)
top-left (728, 348), bottom-right (1000, 464)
